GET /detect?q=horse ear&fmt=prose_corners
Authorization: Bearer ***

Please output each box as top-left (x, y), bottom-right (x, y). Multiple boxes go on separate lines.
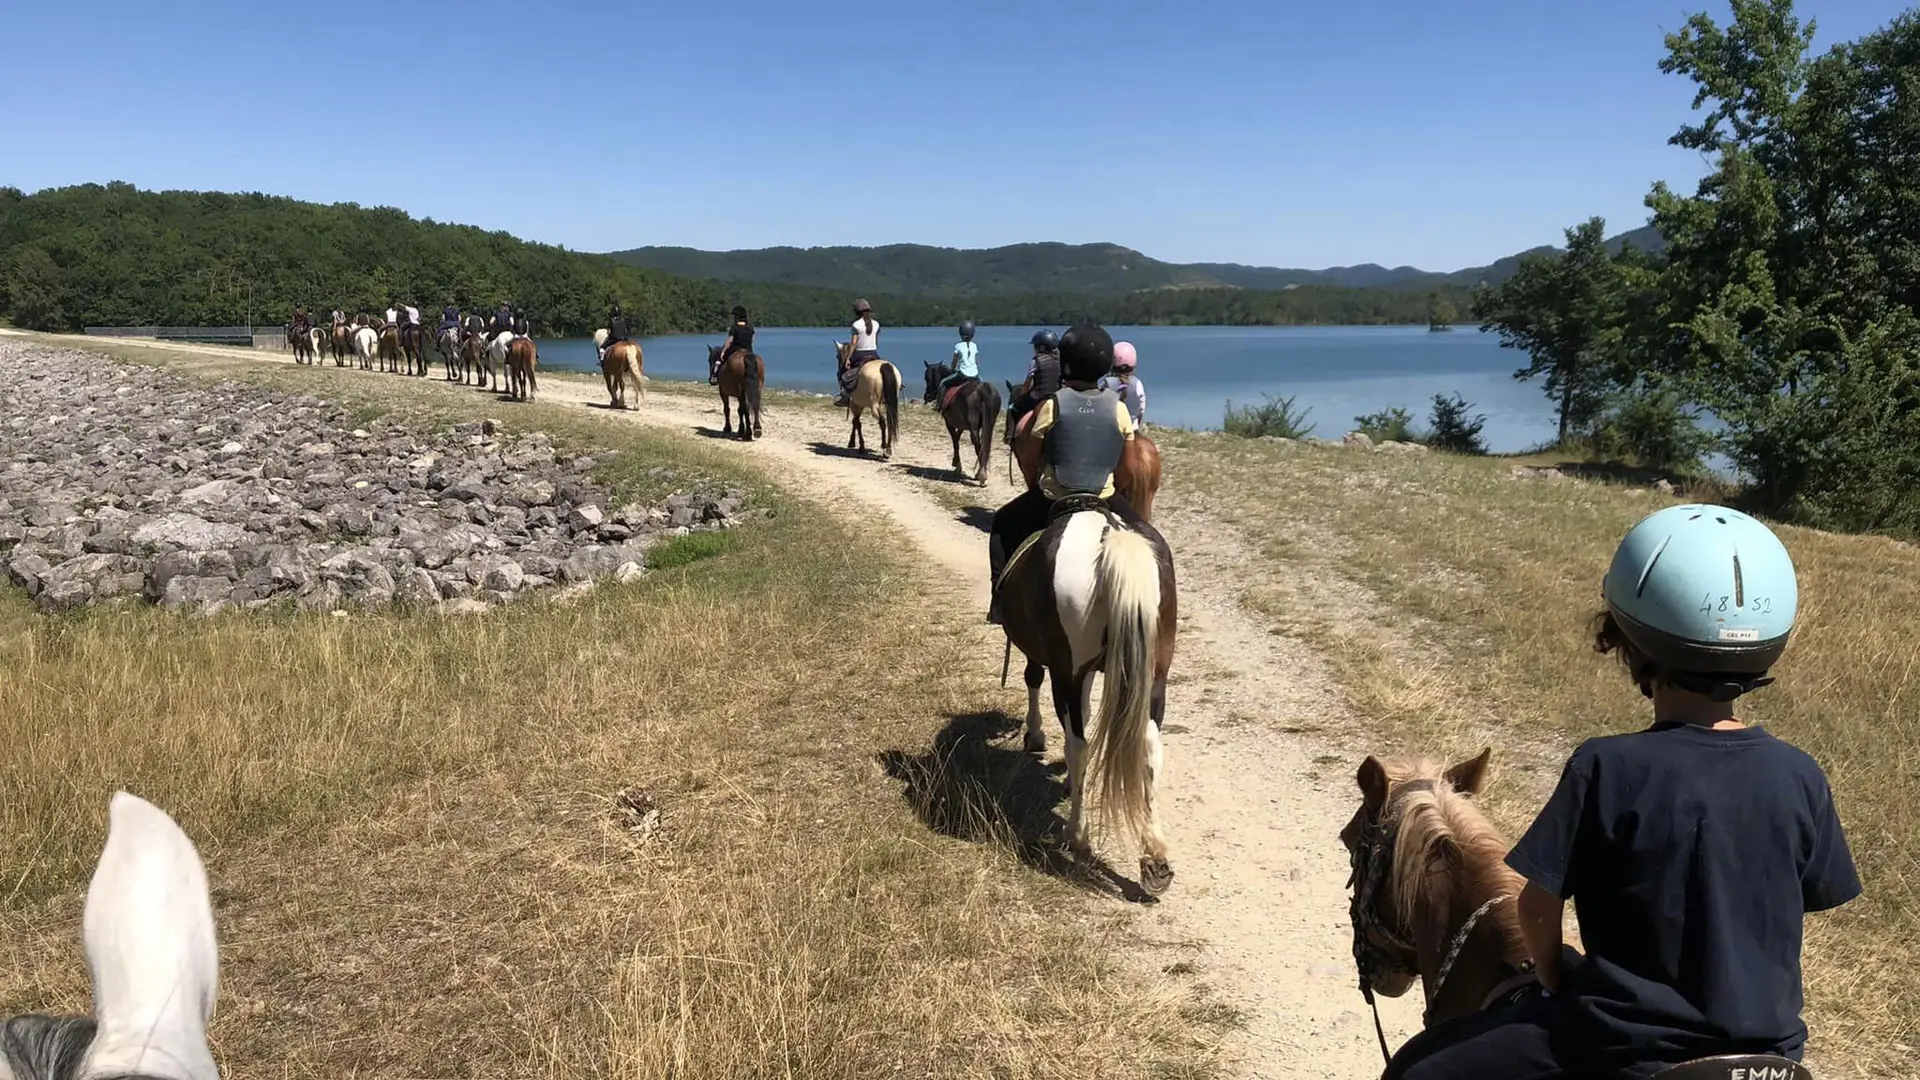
top-left (79, 792), bottom-right (220, 1080)
top-left (1444, 747), bottom-right (1493, 796)
top-left (1357, 756), bottom-right (1389, 808)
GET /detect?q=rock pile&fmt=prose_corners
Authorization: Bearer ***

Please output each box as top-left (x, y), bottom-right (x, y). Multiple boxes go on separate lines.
top-left (0, 343), bottom-right (751, 615)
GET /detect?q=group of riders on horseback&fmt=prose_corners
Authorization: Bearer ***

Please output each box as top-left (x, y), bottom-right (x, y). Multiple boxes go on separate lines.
top-left (290, 300), bottom-right (531, 348)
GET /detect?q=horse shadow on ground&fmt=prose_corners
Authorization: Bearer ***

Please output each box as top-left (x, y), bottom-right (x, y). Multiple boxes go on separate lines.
top-left (876, 710), bottom-right (1155, 903)
top-left (955, 506), bottom-right (994, 534)
top-left (805, 440), bottom-right (882, 461)
top-left (895, 463), bottom-right (974, 486)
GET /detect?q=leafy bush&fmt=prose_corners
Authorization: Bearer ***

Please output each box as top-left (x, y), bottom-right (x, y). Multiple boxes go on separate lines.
top-left (1424, 393), bottom-right (1487, 455)
top-left (1224, 394), bottom-right (1316, 440)
top-left (1353, 406), bottom-right (1416, 443)
top-left (1585, 385), bottom-right (1716, 475)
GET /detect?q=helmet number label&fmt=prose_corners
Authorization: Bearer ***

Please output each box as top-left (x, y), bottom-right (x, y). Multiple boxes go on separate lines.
top-left (1699, 594), bottom-right (1774, 614)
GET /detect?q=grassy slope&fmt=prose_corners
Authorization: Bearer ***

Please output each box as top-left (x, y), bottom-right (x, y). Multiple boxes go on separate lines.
top-left (1154, 430), bottom-right (1915, 1072)
top-left (0, 341), bottom-right (1225, 1079)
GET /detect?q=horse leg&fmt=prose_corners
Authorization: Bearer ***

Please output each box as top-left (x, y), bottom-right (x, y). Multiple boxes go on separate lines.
top-left (1055, 671), bottom-right (1093, 857)
top-left (1022, 660), bottom-right (1046, 754)
top-left (721, 393), bottom-right (734, 434)
top-left (1139, 674), bottom-right (1173, 895)
top-left (848, 410), bottom-right (861, 451)
top-left (949, 423), bottom-right (963, 472)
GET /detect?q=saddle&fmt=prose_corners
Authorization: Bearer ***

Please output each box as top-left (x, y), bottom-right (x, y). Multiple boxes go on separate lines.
top-left (940, 377), bottom-right (977, 412)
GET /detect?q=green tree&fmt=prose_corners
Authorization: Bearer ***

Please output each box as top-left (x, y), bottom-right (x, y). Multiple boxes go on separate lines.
top-left (1427, 292), bottom-right (1456, 331)
top-left (1471, 217), bottom-right (1634, 445)
top-left (5, 246), bottom-right (65, 331)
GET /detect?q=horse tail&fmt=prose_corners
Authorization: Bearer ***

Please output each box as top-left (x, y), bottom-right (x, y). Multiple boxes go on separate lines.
top-left (627, 346), bottom-right (645, 400)
top-left (981, 383), bottom-right (1001, 475)
top-left (882, 363), bottom-right (901, 444)
top-left (744, 355), bottom-right (763, 424)
top-left (1089, 524), bottom-right (1162, 849)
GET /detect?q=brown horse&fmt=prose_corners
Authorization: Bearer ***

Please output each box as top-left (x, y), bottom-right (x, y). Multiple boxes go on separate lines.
top-left (922, 361), bottom-right (1000, 485)
top-left (706, 344), bottom-right (764, 440)
top-left (506, 336), bottom-right (538, 402)
top-left (399, 323), bottom-right (428, 377)
top-left (1008, 403), bottom-right (1163, 521)
top-left (330, 322), bottom-right (353, 367)
top-left (1343, 751), bottom-right (1819, 1079)
top-left (376, 321), bottom-right (402, 374)
top-left (291, 323), bottom-right (316, 366)
top-left (600, 337), bottom-right (646, 410)
top-left (831, 340), bottom-right (903, 458)
top-left (1000, 495), bottom-right (1180, 896)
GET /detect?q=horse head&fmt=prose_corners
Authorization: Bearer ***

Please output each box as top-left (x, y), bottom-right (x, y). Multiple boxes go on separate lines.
top-left (2, 793), bottom-right (220, 1080)
top-left (921, 360), bottom-right (952, 403)
top-left (1342, 749), bottom-right (1530, 1025)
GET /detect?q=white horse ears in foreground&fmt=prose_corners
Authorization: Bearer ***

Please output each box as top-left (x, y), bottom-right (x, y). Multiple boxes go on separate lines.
top-left (2, 792), bottom-right (221, 1080)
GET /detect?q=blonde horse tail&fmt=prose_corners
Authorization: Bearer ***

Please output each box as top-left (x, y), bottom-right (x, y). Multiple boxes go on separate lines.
top-left (627, 347), bottom-right (645, 402)
top-left (1089, 524), bottom-right (1162, 848)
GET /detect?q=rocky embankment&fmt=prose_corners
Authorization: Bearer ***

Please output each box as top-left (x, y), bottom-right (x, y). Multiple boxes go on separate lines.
top-left (0, 342), bottom-right (750, 615)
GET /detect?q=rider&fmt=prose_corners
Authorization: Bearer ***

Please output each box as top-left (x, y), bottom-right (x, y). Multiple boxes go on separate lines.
top-left (1101, 341), bottom-right (1147, 428)
top-left (439, 303), bottom-right (461, 335)
top-left (986, 322), bottom-right (1140, 625)
top-left (1007, 329), bottom-right (1062, 433)
top-left (711, 305), bottom-right (753, 385)
top-left (936, 320), bottom-right (980, 400)
top-left (511, 307), bottom-right (531, 338)
top-left (489, 302), bottom-right (514, 343)
top-left (1385, 504), bottom-right (1861, 1080)
top-left (835, 298), bottom-right (880, 407)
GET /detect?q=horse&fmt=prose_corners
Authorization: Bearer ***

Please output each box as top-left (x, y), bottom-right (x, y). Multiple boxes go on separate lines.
top-left (377, 322), bottom-right (402, 374)
top-left (399, 322), bottom-right (428, 377)
top-left (999, 495), bottom-right (1180, 896)
top-left (506, 335), bottom-right (538, 402)
top-left (593, 328), bottom-right (648, 410)
top-left (707, 344), bottom-right (764, 440)
top-left (330, 322), bottom-right (353, 367)
top-left (352, 324), bottom-right (379, 371)
top-left (458, 315), bottom-right (489, 386)
top-left (1342, 750), bottom-right (1819, 1080)
top-left (831, 339), bottom-right (902, 458)
top-left (308, 326), bottom-right (326, 363)
top-left (0, 792), bottom-right (221, 1080)
top-left (437, 325), bottom-right (464, 381)
top-left (1006, 385), bottom-right (1164, 522)
top-left (921, 361), bottom-right (1000, 485)
top-left (290, 323), bottom-right (316, 366)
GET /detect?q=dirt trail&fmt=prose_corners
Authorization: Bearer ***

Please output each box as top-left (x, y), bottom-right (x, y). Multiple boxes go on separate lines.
top-left (41, 337), bottom-right (1422, 1078)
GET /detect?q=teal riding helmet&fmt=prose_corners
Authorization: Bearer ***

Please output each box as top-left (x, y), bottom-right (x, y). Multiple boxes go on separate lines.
top-left (1602, 504), bottom-right (1798, 699)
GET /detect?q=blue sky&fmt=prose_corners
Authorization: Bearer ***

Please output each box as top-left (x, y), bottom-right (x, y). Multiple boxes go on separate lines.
top-left (0, 0), bottom-right (1899, 271)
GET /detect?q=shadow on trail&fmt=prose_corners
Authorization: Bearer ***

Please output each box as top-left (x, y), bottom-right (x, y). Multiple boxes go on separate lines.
top-left (896, 463), bottom-right (974, 486)
top-left (877, 710), bottom-right (1152, 902)
top-left (956, 506), bottom-right (995, 534)
top-left (805, 440), bottom-right (883, 461)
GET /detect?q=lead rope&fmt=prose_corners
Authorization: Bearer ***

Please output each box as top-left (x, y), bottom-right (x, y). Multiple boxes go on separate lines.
top-left (1365, 984), bottom-right (1392, 1065)
top-left (1423, 893), bottom-right (1513, 1025)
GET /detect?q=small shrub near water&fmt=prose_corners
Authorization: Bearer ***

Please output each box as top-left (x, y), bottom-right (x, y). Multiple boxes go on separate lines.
top-left (1424, 392), bottom-right (1488, 455)
top-left (1354, 406), bottom-right (1417, 443)
top-left (1584, 385), bottom-right (1716, 476)
top-left (1224, 393), bottom-right (1316, 440)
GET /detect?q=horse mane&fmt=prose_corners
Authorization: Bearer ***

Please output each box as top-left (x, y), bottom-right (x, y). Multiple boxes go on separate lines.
top-left (1381, 758), bottom-right (1524, 942)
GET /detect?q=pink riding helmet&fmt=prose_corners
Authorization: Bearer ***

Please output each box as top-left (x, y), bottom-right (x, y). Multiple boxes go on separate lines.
top-left (1113, 341), bottom-right (1138, 371)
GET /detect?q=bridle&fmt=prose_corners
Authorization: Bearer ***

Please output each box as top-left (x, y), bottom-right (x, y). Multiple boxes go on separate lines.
top-left (1345, 778), bottom-right (1522, 1066)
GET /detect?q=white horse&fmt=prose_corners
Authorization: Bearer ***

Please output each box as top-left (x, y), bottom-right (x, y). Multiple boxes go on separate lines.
top-left (351, 325), bottom-right (379, 371)
top-left (485, 331), bottom-right (515, 389)
top-left (1, 792), bottom-right (220, 1080)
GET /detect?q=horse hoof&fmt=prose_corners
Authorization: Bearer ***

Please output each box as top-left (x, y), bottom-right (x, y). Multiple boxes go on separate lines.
top-left (1069, 837), bottom-right (1094, 861)
top-left (1140, 856), bottom-right (1174, 897)
top-left (1022, 731), bottom-right (1046, 755)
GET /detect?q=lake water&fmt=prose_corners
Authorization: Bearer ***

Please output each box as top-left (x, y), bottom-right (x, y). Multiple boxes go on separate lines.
top-left (536, 324), bottom-right (1559, 452)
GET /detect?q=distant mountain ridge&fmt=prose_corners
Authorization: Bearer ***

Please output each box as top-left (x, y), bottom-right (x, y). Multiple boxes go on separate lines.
top-left (605, 225), bottom-right (1665, 299)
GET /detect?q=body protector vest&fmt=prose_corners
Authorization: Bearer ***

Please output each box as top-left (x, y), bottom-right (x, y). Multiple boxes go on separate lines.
top-left (1043, 387), bottom-right (1127, 497)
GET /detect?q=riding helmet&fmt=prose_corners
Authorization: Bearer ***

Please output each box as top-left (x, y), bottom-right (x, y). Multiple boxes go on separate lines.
top-left (958, 320), bottom-right (976, 341)
top-left (1602, 503), bottom-right (1799, 700)
top-left (854, 298), bottom-right (873, 314)
top-left (1113, 341), bottom-right (1138, 371)
top-left (1030, 329), bottom-right (1059, 352)
top-left (733, 305), bottom-right (749, 320)
top-left (1058, 323), bottom-right (1115, 383)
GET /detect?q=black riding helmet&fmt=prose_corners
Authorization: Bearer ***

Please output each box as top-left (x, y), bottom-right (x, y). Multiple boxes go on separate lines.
top-left (958, 320), bottom-right (975, 341)
top-left (1030, 329), bottom-right (1059, 352)
top-left (733, 305), bottom-right (749, 320)
top-left (1058, 323), bottom-right (1115, 383)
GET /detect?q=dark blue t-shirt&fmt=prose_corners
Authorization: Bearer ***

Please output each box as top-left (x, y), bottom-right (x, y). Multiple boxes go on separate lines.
top-left (1506, 723), bottom-right (1860, 1072)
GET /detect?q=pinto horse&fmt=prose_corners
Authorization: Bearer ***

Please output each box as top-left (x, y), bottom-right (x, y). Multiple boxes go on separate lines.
top-left (832, 339), bottom-right (902, 458)
top-left (593, 329), bottom-right (646, 410)
top-left (1006, 384), bottom-right (1164, 522)
top-left (707, 344), bottom-right (764, 440)
top-left (922, 361), bottom-right (1000, 485)
top-left (291, 323), bottom-right (317, 365)
top-left (1000, 496), bottom-right (1180, 896)
top-left (1342, 751), bottom-right (1819, 1079)
top-left (0, 792), bottom-right (221, 1080)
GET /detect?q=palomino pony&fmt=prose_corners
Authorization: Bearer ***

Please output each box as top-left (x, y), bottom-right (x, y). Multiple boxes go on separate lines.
top-left (922, 362), bottom-right (1001, 485)
top-left (707, 344), bottom-right (764, 440)
top-left (506, 336), bottom-right (538, 402)
top-left (1343, 750), bottom-right (1818, 1079)
top-left (1, 792), bottom-right (221, 1080)
top-left (831, 339), bottom-right (902, 458)
top-left (593, 329), bottom-right (647, 410)
top-left (999, 496), bottom-right (1180, 896)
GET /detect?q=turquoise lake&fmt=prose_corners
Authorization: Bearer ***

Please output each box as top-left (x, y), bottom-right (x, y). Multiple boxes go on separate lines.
top-left (533, 324), bottom-right (1557, 453)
